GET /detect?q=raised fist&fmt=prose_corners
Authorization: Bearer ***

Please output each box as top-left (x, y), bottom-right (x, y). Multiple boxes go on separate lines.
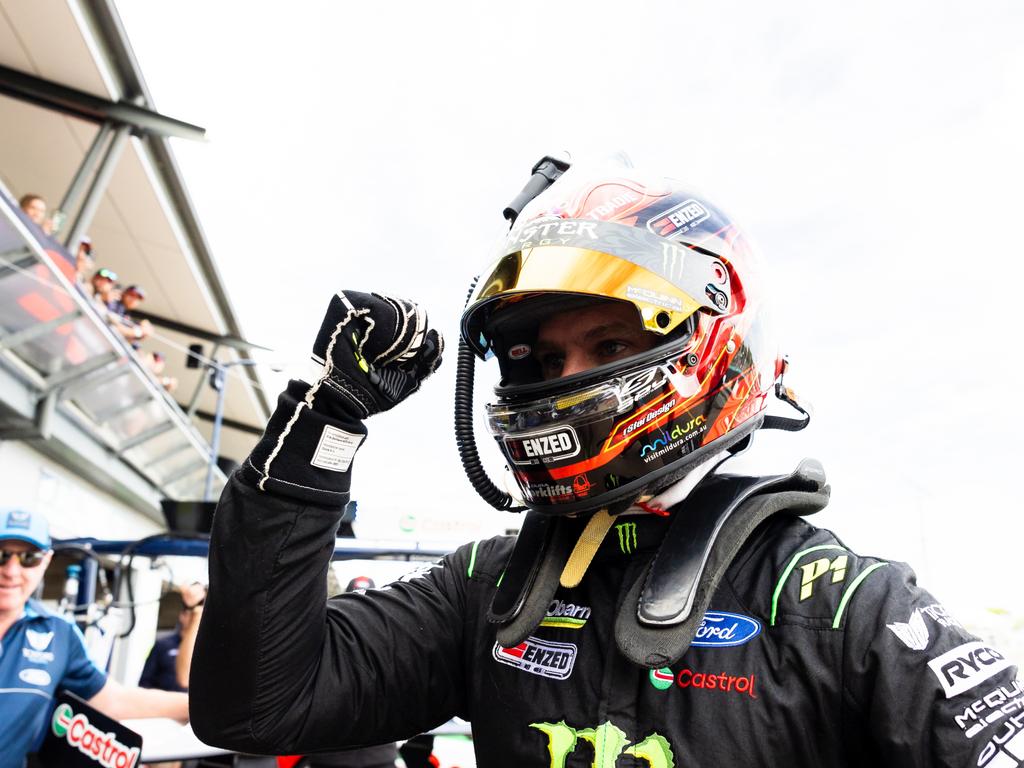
top-left (311, 291), bottom-right (443, 419)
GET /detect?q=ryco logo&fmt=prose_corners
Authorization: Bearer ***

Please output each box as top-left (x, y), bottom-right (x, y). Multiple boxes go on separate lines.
top-left (531, 720), bottom-right (674, 768)
top-left (540, 599), bottom-right (591, 630)
top-left (51, 703), bottom-right (140, 768)
top-left (928, 641), bottom-right (1013, 699)
top-left (493, 637), bottom-right (577, 680)
top-left (615, 522), bottom-right (637, 555)
top-left (692, 611), bottom-right (762, 647)
top-left (506, 426), bottom-right (580, 466)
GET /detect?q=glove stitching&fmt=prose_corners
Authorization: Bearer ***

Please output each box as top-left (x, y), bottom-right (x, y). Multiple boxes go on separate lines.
top-left (374, 296), bottom-right (413, 366)
top-left (356, 315), bottom-right (374, 361)
top-left (322, 376), bottom-right (373, 417)
top-left (260, 313), bottom-right (358, 490)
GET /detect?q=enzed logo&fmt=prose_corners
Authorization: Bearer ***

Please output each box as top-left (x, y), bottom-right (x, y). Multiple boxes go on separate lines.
top-left (799, 554), bottom-right (847, 601)
top-left (530, 720), bottom-right (674, 768)
top-left (928, 641), bottom-right (1012, 699)
top-left (505, 426), bottom-right (580, 466)
top-left (615, 522), bottom-right (637, 555)
top-left (51, 703), bottom-right (141, 767)
top-left (493, 637), bottom-right (577, 680)
top-left (647, 198), bottom-right (711, 237)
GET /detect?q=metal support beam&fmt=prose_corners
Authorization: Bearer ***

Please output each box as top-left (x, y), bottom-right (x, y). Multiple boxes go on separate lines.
top-left (131, 311), bottom-right (273, 354)
top-left (89, 392), bottom-right (152, 423)
top-left (161, 459), bottom-right (207, 488)
top-left (117, 421), bottom-right (173, 453)
top-left (59, 359), bottom-right (130, 401)
top-left (0, 250), bottom-right (38, 282)
top-left (185, 342), bottom-right (220, 419)
top-left (59, 122), bottom-right (115, 242)
top-left (64, 124), bottom-right (130, 254)
top-left (35, 391), bottom-right (57, 441)
top-left (142, 441), bottom-right (194, 469)
top-left (0, 64), bottom-right (206, 141)
top-left (191, 409), bottom-right (265, 437)
top-left (40, 351), bottom-right (119, 394)
top-left (0, 311), bottom-right (81, 351)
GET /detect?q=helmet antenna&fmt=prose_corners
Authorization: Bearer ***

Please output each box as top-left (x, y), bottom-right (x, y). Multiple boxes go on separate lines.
top-left (502, 153), bottom-right (571, 225)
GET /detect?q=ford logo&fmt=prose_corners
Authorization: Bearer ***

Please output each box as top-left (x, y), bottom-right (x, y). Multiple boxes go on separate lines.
top-left (691, 611), bottom-right (762, 647)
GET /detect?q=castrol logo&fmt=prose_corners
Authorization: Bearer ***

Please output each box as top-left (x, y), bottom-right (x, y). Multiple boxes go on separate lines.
top-left (51, 703), bottom-right (140, 768)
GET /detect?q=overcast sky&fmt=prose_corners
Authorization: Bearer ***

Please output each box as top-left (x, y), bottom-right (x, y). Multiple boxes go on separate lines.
top-left (115, 0), bottom-right (1024, 617)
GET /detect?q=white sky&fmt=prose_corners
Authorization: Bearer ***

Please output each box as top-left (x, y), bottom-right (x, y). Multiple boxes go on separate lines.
top-left (115, 0), bottom-right (1024, 618)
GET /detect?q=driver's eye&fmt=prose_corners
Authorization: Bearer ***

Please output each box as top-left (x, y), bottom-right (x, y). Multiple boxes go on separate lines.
top-left (598, 340), bottom-right (628, 358)
top-left (537, 353), bottom-right (564, 380)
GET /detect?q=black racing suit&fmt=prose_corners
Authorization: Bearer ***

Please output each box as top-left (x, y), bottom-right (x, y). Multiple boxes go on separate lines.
top-left (191, 473), bottom-right (1022, 768)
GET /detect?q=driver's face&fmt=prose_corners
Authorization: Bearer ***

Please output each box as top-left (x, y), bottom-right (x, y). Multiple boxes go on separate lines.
top-left (534, 302), bottom-right (656, 380)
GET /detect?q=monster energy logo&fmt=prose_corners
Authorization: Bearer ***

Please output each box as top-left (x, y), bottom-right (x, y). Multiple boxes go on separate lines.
top-left (615, 522), bottom-right (638, 554)
top-left (531, 720), bottom-right (674, 768)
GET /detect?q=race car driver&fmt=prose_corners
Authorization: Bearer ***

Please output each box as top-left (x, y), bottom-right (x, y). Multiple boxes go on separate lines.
top-left (190, 161), bottom-right (1021, 768)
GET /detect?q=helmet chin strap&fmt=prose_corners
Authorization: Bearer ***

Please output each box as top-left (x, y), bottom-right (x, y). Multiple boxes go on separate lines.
top-left (558, 452), bottom-right (729, 588)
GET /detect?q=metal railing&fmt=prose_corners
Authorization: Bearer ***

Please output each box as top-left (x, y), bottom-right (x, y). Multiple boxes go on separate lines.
top-left (0, 182), bottom-right (225, 501)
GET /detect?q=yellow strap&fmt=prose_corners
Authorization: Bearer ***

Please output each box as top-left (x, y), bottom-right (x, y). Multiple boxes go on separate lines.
top-left (559, 509), bottom-right (614, 588)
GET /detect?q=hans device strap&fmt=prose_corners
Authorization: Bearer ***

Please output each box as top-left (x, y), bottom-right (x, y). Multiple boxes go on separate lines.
top-left (488, 459), bottom-right (830, 666)
top-left (615, 458), bottom-right (830, 667)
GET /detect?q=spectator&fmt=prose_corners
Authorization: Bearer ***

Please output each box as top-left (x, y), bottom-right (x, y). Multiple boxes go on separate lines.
top-left (74, 237), bottom-right (94, 285)
top-left (109, 284), bottom-right (152, 347)
top-left (18, 194), bottom-right (50, 233)
top-left (88, 267), bottom-right (118, 308)
top-left (139, 583), bottom-right (206, 693)
top-left (147, 351), bottom-right (179, 393)
top-left (0, 508), bottom-right (189, 766)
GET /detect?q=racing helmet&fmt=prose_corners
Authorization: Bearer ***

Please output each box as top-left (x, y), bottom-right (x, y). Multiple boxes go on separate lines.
top-left (460, 163), bottom-right (782, 516)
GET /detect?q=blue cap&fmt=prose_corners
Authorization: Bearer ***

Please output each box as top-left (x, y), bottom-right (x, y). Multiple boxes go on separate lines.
top-left (0, 508), bottom-right (51, 550)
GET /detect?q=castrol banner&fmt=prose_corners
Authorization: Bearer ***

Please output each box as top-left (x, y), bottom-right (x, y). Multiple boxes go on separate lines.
top-left (32, 691), bottom-right (142, 768)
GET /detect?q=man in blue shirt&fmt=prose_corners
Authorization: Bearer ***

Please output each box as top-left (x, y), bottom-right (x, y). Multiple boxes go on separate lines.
top-left (0, 508), bottom-right (189, 768)
top-left (139, 582), bottom-right (206, 693)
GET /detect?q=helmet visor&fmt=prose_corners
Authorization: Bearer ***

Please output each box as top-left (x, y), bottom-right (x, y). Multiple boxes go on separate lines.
top-left (485, 363), bottom-right (683, 459)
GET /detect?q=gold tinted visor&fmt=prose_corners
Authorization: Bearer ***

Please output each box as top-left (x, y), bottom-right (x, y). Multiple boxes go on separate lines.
top-left (462, 219), bottom-right (732, 357)
top-left (464, 248), bottom-right (703, 357)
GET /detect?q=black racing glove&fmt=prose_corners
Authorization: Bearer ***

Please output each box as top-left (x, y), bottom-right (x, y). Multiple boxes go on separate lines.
top-left (242, 291), bottom-right (443, 506)
top-left (311, 291), bottom-right (443, 419)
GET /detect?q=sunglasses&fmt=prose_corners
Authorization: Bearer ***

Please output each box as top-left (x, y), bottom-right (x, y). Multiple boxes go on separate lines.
top-left (0, 549), bottom-right (47, 568)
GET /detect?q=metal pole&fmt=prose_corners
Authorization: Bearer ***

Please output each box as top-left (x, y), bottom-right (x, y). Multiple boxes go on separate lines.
top-left (202, 358), bottom-right (261, 501)
top-left (203, 363), bottom-right (226, 502)
top-left (64, 123), bottom-right (131, 256)
top-left (58, 121), bottom-right (114, 236)
top-left (186, 342), bottom-right (220, 419)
